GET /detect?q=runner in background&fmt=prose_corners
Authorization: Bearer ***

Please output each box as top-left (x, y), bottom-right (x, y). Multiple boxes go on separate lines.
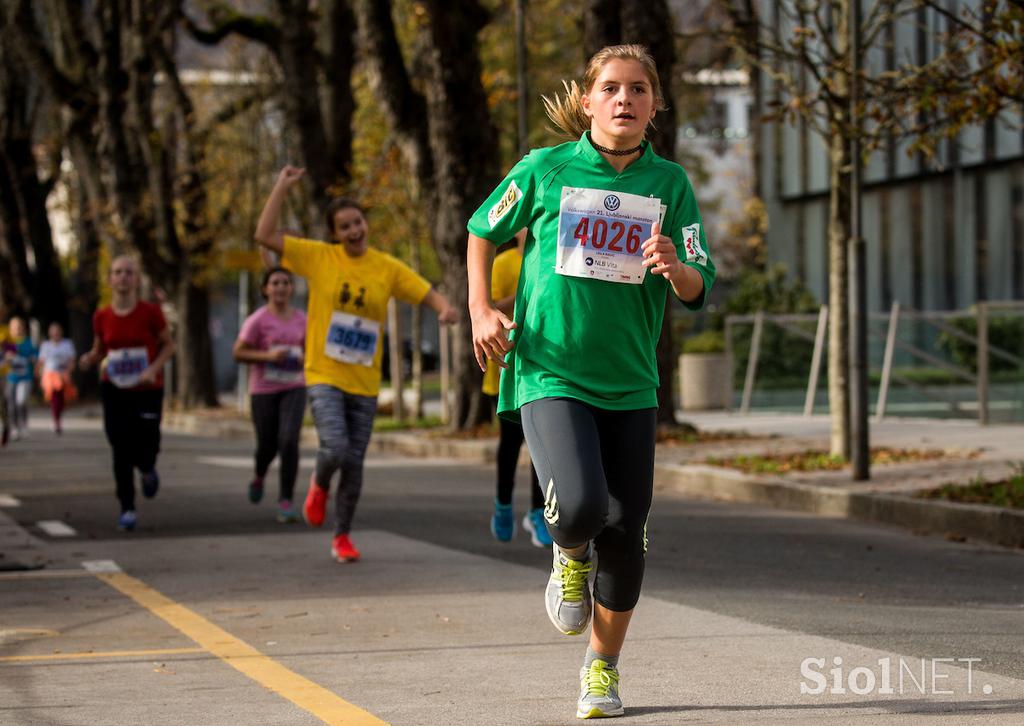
top-left (255, 165), bottom-right (457, 563)
top-left (233, 266), bottom-right (307, 523)
top-left (4, 317), bottom-right (38, 441)
top-left (37, 322), bottom-right (77, 435)
top-left (485, 230), bottom-right (551, 548)
top-left (79, 255), bottom-right (175, 531)
top-left (467, 45), bottom-right (715, 719)
top-left (0, 315), bottom-right (12, 446)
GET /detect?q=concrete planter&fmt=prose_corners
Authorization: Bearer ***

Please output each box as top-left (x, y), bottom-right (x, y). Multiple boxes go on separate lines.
top-left (678, 352), bottom-right (732, 410)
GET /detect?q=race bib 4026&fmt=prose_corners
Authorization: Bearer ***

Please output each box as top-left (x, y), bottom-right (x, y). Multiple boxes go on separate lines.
top-left (555, 188), bottom-right (661, 284)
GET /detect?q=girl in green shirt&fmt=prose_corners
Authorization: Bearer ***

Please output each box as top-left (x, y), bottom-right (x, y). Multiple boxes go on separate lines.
top-left (467, 44), bottom-right (715, 720)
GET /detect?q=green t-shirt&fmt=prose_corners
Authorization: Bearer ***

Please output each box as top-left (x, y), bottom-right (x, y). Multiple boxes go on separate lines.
top-left (467, 132), bottom-right (716, 419)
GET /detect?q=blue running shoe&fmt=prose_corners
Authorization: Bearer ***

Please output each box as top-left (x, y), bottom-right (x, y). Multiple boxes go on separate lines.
top-left (523, 507), bottom-right (554, 548)
top-left (118, 510), bottom-right (137, 532)
top-left (141, 469), bottom-right (160, 499)
top-left (491, 500), bottom-right (515, 542)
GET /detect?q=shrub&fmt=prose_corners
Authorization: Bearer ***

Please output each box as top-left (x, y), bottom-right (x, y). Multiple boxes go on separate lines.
top-left (682, 330), bottom-right (725, 354)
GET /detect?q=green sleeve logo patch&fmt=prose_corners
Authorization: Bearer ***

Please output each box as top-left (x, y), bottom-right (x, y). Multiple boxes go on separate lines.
top-left (487, 180), bottom-right (522, 229)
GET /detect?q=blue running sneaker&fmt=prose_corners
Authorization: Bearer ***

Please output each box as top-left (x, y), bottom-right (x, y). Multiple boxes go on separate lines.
top-left (490, 500), bottom-right (515, 542)
top-left (141, 469), bottom-right (160, 499)
top-left (118, 510), bottom-right (137, 532)
top-left (523, 507), bottom-right (554, 548)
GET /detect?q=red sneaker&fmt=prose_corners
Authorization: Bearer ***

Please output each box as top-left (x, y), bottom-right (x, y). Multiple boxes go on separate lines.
top-left (331, 533), bottom-right (360, 562)
top-left (303, 475), bottom-right (328, 528)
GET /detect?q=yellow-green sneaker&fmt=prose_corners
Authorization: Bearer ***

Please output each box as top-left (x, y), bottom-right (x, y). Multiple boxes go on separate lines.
top-left (576, 659), bottom-right (623, 719)
top-left (545, 544), bottom-right (593, 635)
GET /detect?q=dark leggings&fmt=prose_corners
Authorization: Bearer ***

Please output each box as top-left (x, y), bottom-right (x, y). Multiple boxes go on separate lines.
top-left (520, 397), bottom-right (656, 612)
top-left (100, 382), bottom-right (163, 512)
top-left (250, 387), bottom-right (306, 501)
top-left (496, 418), bottom-right (542, 509)
top-left (51, 389), bottom-right (65, 426)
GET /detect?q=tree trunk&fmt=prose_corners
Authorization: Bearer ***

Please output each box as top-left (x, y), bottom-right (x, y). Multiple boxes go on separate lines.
top-left (622, 0), bottom-right (678, 424)
top-left (827, 128), bottom-right (851, 458)
top-left (827, 1), bottom-right (852, 459)
top-left (587, 0), bottom-right (680, 425)
top-left (0, 158), bottom-right (33, 315)
top-left (67, 176), bottom-right (101, 399)
top-left (421, 0), bottom-right (499, 430)
top-left (177, 276), bottom-right (219, 407)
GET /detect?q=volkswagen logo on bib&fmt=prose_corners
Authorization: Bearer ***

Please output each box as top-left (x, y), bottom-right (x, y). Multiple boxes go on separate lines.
top-left (603, 194), bottom-right (621, 211)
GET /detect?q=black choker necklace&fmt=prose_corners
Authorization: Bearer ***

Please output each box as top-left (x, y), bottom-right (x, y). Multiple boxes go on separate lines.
top-left (590, 139), bottom-right (644, 156)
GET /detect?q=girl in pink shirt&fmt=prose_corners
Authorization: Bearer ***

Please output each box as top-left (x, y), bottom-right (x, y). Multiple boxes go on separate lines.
top-left (233, 267), bottom-right (307, 521)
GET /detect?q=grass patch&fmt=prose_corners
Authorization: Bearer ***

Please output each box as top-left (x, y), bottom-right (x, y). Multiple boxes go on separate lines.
top-left (657, 423), bottom-right (762, 445)
top-left (373, 415), bottom-right (444, 432)
top-left (705, 447), bottom-right (951, 474)
top-left (916, 465), bottom-right (1024, 509)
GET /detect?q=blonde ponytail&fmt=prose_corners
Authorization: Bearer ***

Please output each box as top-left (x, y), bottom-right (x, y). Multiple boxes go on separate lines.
top-left (543, 44), bottom-right (666, 141)
top-left (542, 80), bottom-right (592, 139)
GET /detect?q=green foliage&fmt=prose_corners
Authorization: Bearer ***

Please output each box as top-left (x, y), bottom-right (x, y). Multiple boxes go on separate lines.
top-left (714, 265), bottom-right (819, 387)
top-left (937, 314), bottom-right (1024, 374)
top-left (373, 415), bottom-right (444, 432)
top-left (918, 463), bottom-right (1024, 510)
top-left (682, 330), bottom-right (725, 354)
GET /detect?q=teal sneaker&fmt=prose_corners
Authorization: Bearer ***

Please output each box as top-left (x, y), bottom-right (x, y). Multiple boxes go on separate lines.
top-left (545, 544), bottom-right (593, 635)
top-left (490, 500), bottom-right (515, 542)
top-left (576, 659), bottom-right (623, 719)
top-left (523, 507), bottom-right (553, 547)
top-left (276, 499), bottom-right (299, 523)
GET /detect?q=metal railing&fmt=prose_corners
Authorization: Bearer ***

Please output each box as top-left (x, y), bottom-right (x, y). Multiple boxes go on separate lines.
top-left (725, 301), bottom-right (1024, 424)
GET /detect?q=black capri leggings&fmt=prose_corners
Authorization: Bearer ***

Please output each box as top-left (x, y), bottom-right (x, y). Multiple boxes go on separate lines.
top-left (100, 381), bottom-right (163, 512)
top-left (251, 386), bottom-right (307, 502)
top-left (520, 397), bottom-right (656, 612)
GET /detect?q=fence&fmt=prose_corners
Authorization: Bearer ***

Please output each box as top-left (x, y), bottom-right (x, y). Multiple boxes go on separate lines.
top-left (725, 301), bottom-right (1024, 424)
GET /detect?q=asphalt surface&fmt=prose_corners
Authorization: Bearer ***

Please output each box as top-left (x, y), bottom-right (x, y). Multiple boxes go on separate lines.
top-left (2, 416), bottom-right (1023, 724)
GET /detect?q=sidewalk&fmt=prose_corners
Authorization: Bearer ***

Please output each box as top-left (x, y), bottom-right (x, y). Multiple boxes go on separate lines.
top-left (156, 403), bottom-right (1024, 552)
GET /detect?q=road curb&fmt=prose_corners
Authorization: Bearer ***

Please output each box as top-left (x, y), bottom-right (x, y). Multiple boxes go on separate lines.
top-left (654, 462), bottom-right (1024, 550)
top-left (162, 421), bottom-right (1024, 551)
top-left (0, 507), bottom-right (48, 570)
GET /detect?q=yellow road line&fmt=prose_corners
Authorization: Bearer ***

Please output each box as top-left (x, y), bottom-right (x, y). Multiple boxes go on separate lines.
top-left (0, 647), bottom-right (205, 663)
top-left (96, 572), bottom-right (388, 725)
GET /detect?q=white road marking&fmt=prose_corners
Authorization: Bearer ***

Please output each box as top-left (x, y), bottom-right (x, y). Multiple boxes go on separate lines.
top-left (36, 520), bottom-right (77, 537)
top-left (0, 494), bottom-right (21, 507)
top-left (82, 559), bottom-right (122, 573)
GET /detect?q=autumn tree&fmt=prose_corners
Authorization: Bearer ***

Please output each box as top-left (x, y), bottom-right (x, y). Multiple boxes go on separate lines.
top-left (0, 12), bottom-right (68, 328)
top-left (10, 0), bottom-right (260, 406)
top-left (356, 0), bottom-right (502, 429)
top-left (185, 0), bottom-right (357, 208)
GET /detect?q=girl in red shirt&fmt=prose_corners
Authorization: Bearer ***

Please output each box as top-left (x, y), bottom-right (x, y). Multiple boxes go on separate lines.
top-left (80, 256), bottom-right (175, 531)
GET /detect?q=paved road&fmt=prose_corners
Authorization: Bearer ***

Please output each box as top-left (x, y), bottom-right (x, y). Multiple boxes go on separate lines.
top-left (2, 418), bottom-right (1023, 724)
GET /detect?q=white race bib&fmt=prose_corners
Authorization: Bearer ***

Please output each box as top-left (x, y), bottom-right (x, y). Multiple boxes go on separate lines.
top-left (555, 187), bottom-right (661, 284)
top-left (264, 345), bottom-right (304, 383)
top-left (324, 312), bottom-right (379, 367)
top-left (106, 347), bottom-right (149, 388)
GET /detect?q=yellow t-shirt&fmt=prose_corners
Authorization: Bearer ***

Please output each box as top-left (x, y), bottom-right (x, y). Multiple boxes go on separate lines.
top-left (282, 236), bottom-right (432, 396)
top-left (482, 248), bottom-right (523, 397)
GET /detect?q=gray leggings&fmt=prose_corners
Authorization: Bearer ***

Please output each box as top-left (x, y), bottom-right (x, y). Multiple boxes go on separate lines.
top-left (307, 383), bottom-right (377, 535)
top-left (5, 380), bottom-right (31, 431)
top-left (520, 397), bottom-right (656, 612)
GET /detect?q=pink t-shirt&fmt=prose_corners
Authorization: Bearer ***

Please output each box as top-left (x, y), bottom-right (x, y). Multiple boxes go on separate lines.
top-left (238, 306), bottom-right (307, 395)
